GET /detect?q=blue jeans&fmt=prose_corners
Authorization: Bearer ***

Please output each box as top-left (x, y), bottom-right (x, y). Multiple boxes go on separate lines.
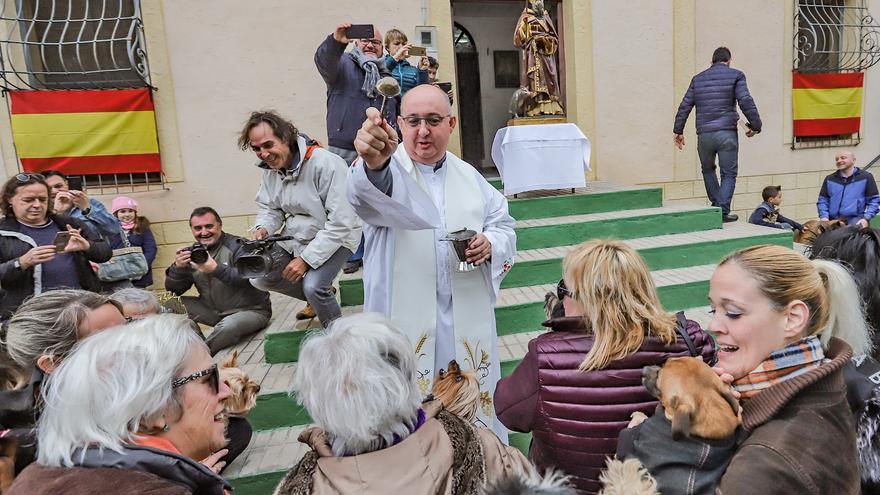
top-left (697, 130), bottom-right (739, 215)
top-left (348, 235), bottom-right (364, 262)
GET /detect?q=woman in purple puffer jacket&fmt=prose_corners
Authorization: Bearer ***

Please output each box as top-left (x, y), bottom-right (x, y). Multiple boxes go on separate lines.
top-left (494, 240), bottom-right (715, 494)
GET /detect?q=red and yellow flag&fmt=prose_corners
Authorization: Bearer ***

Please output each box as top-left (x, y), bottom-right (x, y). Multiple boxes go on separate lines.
top-left (9, 88), bottom-right (161, 174)
top-left (792, 71), bottom-right (864, 137)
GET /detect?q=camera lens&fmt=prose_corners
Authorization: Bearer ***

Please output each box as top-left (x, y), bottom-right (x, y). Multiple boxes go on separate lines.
top-left (190, 244), bottom-right (209, 264)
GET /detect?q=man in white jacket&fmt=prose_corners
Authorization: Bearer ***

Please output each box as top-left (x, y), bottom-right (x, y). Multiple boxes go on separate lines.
top-left (239, 111), bottom-right (361, 327)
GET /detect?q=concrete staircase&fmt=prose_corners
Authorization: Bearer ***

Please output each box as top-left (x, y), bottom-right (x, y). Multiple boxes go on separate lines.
top-left (219, 180), bottom-right (793, 495)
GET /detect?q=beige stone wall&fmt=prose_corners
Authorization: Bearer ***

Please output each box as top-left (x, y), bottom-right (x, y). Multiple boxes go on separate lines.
top-left (648, 171), bottom-right (828, 225)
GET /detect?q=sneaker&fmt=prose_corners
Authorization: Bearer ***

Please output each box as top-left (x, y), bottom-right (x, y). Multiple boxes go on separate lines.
top-left (722, 213), bottom-right (739, 223)
top-left (295, 287), bottom-right (337, 320)
top-left (342, 259), bottom-right (363, 274)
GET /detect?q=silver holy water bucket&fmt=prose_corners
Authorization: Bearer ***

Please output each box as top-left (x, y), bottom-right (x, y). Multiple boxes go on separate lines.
top-left (442, 228), bottom-right (477, 272)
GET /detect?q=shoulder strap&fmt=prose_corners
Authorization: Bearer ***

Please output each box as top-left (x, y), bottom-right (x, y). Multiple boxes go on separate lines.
top-left (675, 311), bottom-right (699, 358)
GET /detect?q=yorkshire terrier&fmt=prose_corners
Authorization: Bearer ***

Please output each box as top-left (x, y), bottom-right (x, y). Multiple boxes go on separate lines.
top-left (219, 351), bottom-right (260, 417)
top-left (432, 360), bottom-right (480, 422)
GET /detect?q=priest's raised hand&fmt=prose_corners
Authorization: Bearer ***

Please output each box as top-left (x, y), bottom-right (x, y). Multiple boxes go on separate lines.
top-left (354, 107), bottom-right (399, 170)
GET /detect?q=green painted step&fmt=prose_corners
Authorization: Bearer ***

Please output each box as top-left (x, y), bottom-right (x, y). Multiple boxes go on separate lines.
top-left (338, 231), bottom-right (791, 304)
top-left (516, 206), bottom-right (720, 251)
top-left (489, 178), bottom-right (502, 189)
top-left (230, 471), bottom-right (286, 495)
top-left (338, 206), bottom-right (723, 307)
top-left (507, 187), bottom-right (662, 221)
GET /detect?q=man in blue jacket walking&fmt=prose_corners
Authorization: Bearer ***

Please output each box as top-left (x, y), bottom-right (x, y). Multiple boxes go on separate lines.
top-left (818, 151), bottom-right (880, 227)
top-left (673, 47), bottom-right (762, 223)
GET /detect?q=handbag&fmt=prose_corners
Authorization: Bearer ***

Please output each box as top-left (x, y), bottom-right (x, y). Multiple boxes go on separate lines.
top-left (97, 228), bottom-right (149, 282)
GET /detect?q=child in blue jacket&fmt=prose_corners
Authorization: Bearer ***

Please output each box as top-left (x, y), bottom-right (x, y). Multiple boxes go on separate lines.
top-left (383, 28), bottom-right (429, 94)
top-left (749, 185), bottom-right (803, 231)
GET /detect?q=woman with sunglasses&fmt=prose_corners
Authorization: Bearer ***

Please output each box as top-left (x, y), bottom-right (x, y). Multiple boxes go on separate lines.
top-left (0, 173), bottom-right (110, 317)
top-left (6, 314), bottom-right (232, 494)
top-left (494, 239), bottom-right (714, 494)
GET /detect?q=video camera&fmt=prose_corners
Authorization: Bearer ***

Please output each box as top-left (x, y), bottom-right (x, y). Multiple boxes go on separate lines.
top-left (234, 235), bottom-right (295, 279)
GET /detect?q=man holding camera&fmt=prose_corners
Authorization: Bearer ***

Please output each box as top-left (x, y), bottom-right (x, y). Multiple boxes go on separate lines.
top-left (241, 111), bottom-right (361, 328)
top-left (165, 206), bottom-right (271, 355)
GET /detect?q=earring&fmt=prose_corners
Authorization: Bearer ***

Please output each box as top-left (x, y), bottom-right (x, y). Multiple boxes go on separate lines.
top-left (162, 424), bottom-right (170, 432)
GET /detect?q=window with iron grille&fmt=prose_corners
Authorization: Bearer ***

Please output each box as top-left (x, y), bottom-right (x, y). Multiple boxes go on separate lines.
top-left (0, 0), bottom-right (164, 190)
top-left (792, 0), bottom-right (880, 149)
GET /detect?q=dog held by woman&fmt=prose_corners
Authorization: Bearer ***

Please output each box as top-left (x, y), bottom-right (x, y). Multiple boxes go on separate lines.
top-left (601, 357), bottom-right (741, 495)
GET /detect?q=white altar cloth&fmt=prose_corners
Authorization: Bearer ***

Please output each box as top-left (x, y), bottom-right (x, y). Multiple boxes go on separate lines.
top-left (490, 123), bottom-right (591, 196)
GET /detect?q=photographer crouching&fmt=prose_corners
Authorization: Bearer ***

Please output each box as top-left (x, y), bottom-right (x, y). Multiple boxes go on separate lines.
top-left (240, 111), bottom-right (361, 327)
top-left (164, 207), bottom-right (271, 355)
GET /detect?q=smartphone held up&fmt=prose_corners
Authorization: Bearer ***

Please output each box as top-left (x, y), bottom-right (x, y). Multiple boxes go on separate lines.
top-left (53, 231), bottom-right (71, 252)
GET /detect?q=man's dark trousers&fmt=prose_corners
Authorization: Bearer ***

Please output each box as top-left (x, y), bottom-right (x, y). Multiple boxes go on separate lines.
top-left (697, 130), bottom-right (738, 216)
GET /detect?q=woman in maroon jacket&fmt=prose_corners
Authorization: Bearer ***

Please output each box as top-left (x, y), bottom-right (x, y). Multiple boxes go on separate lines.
top-left (494, 240), bottom-right (714, 494)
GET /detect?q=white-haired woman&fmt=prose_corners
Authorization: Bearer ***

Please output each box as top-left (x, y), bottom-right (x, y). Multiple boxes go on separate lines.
top-left (274, 313), bottom-right (533, 494)
top-left (6, 314), bottom-right (232, 494)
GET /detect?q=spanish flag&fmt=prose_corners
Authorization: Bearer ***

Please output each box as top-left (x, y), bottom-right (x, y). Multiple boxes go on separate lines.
top-left (9, 88), bottom-right (161, 174)
top-left (793, 71), bottom-right (864, 137)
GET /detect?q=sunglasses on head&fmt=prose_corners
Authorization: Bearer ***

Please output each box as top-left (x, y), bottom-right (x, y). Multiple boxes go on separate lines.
top-left (172, 363), bottom-right (219, 394)
top-left (556, 279), bottom-right (573, 300)
top-left (14, 173), bottom-right (45, 183)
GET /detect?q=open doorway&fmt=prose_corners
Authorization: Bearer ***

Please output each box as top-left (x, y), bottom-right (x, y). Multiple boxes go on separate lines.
top-left (453, 22), bottom-right (484, 168)
top-left (451, 0), bottom-right (561, 172)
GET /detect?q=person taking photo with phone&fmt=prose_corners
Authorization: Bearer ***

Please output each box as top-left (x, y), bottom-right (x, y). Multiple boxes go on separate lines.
top-left (41, 170), bottom-right (119, 238)
top-left (0, 174), bottom-right (110, 318)
top-left (383, 28), bottom-right (430, 95)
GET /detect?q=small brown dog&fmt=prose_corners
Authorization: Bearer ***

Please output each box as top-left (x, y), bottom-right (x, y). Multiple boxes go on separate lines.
top-left (795, 219), bottom-right (846, 246)
top-left (642, 357), bottom-right (741, 440)
top-left (600, 358), bottom-right (741, 495)
top-left (219, 351), bottom-right (260, 417)
top-left (432, 360), bottom-right (480, 422)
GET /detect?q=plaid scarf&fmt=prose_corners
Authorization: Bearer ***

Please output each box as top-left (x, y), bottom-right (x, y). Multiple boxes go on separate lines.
top-left (732, 336), bottom-right (827, 399)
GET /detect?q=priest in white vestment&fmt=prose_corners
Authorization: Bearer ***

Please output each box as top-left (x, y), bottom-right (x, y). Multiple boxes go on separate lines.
top-left (348, 84), bottom-right (516, 438)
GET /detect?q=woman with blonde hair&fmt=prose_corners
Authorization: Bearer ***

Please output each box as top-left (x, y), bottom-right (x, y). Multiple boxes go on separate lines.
top-left (708, 244), bottom-right (864, 492)
top-left (494, 239), bottom-right (714, 494)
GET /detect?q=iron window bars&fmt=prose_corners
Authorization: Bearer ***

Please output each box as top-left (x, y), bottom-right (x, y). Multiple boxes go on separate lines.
top-left (793, 0), bottom-right (880, 148)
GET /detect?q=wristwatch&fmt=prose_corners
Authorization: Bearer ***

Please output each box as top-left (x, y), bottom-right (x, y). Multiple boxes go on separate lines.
top-left (81, 207), bottom-right (92, 216)
top-left (13, 259), bottom-right (21, 270)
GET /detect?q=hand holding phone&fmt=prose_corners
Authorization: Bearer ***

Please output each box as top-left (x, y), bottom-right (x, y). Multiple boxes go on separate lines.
top-left (437, 82), bottom-right (453, 92)
top-left (67, 176), bottom-right (84, 191)
top-left (345, 24), bottom-right (375, 40)
top-left (53, 231), bottom-right (71, 252)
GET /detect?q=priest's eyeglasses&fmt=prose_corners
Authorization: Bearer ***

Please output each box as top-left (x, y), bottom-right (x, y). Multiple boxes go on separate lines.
top-left (402, 114), bottom-right (451, 128)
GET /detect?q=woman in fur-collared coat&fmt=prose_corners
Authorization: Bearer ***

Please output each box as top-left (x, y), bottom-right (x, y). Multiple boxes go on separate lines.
top-left (274, 313), bottom-right (533, 495)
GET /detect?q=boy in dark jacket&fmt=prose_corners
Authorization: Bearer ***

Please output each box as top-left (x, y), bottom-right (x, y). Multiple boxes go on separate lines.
top-left (818, 151), bottom-right (880, 228)
top-left (748, 185), bottom-right (803, 231)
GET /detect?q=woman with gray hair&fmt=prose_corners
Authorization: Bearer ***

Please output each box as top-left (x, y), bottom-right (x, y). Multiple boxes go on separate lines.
top-left (6, 314), bottom-right (232, 494)
top-left (0, 290), bottom-right (126, 475)
top-left (110, 287), bottom-right (162, 319)
top-left (273, 312), bottom-right (533, 494)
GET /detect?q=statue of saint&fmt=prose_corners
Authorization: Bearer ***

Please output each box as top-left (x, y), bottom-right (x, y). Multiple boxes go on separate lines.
top-left (513, 0), bottom-right (564, 116)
